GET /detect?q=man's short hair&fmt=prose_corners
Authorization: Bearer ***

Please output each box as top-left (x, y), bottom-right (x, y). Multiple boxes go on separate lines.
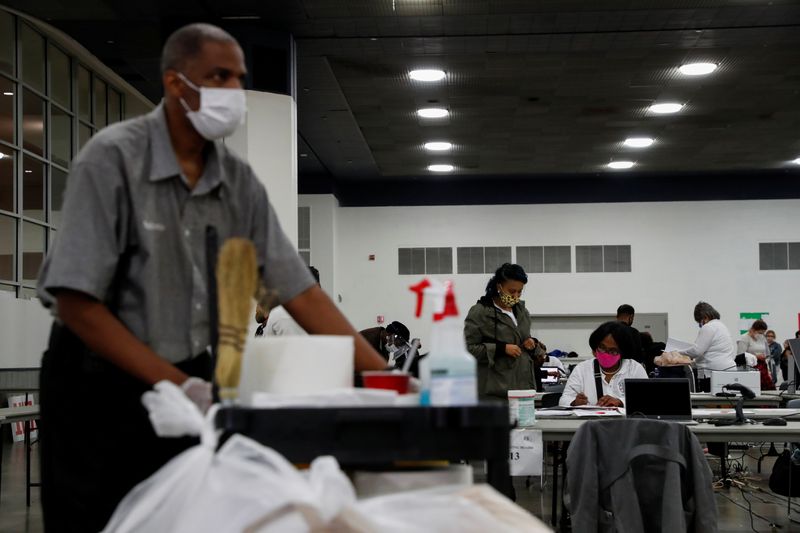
top-left (616, 304), bottom-right (635, 317)
top-left (160, 23), bottom-right (238, 75)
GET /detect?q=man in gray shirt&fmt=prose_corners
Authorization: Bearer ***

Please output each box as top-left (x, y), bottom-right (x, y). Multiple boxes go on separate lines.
top-left (37, 23), bottom-right (386, 532)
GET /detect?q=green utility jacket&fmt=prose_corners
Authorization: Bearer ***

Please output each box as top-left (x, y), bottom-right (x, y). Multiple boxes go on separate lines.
top-left (464, 297), bottom-right (536, 399)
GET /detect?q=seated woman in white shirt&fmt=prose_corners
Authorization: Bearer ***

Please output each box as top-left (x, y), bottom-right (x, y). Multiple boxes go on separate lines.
top-left (559, 321), bottom-right (648, 407)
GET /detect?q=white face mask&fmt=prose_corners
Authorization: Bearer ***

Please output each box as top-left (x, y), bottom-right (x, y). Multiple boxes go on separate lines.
top-left (178, 73), bottom-right (246, 140)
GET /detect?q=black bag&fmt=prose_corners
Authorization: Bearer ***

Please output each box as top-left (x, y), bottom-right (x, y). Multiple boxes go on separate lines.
top-left (769, 450), bottom-right (800, 497)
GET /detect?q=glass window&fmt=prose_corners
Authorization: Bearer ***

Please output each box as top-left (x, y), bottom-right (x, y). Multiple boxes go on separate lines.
top-left (77, 65), bottom-right (91, 122)
top-left (51, 166), bottom-right (67, 228)
top-left (94, 77), bottom-right (107, 126)
top-left (0, 76), bottom-right (14, 144)
top-left (51, 105), bottom-right (71, 167)
top-left (20, 23), bottom-right (45, 94)
top-left (22, 154), bottom-right (45, 221)
top-left (49, 44), bottom-right (71, 109)
top-left (0, 214), bottom-right (15, 281)
top-left (21, 220), bottom-right (45, 284)
top-left (78, 122), bottom-right (93, 150)
top-left (0, 148), bottom-right (13, 213)
top-left (0, 10), bottom-right (14, 77)
top-left (108, 88), bottom-right (121, 124)
top-left (22, 89), bottom-right (45, 156)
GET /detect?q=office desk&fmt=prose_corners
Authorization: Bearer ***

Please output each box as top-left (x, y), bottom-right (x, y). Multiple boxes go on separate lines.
top-left (534, 392), bottom-right (785, 408)
top-left (0, 405), bottom-right (40, 507)
top-left (529, 416), bottom-right (800, 526)
top-left (690, 393), bottom-right (782, 408)
top-left (529, 417), bottom-right (800, 442)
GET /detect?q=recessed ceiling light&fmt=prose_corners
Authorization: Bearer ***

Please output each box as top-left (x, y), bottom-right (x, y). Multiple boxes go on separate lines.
top-left (24, 169), bottom-right (32, 173)
top-left (2, 92), bottom-right (12, 96)
top-left (416, 107), bottom-right (449, 119)
top-left (428, 164), bottom-right (454, 172)
top-left (607, 161), bottom-right (635, 169)
top-left (424, 141), bottom-right (452, 151)
top-left (648, 102), bottom-right (683, 114)
top-left (623, 137), bottom-right (654, 148)
top-left (792, 157), bottom-right (800, 165)
top-left (679, 62), bottom-right (718, 76)
top-left (0, 153), bottom-right (7, 159)
top-left (299, 153), bottom-right (308, 158)
top-left (409, 69), bottom-right (446, 82)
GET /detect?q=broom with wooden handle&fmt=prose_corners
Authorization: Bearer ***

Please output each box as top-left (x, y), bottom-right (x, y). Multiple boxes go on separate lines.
top-left (215, 237), bottom-right (259, 401)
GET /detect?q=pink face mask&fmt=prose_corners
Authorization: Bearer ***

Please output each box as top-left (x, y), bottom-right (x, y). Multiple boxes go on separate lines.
top-left (596, 351), bottom-right (621, 369)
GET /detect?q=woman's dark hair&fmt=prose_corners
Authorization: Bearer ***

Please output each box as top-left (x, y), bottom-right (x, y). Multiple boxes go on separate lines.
top-left (751, 319), bottom-right (768, 332)
top-left (693, 301), bottom-right (720, 323)
top-left (588, 321), bottom-right (638, 360)
top-left (483, 263), bottom-right (528, 299)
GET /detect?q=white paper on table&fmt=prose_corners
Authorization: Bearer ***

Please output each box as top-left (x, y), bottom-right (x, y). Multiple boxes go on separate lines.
top-left (665, 337), bottom-right (694, 353)
top-left (509, 429), bottom-right (543, 476)
top-left (535, 410), bottom-right (575, 418)
top-left (573, 408), bottom-right (624, 417)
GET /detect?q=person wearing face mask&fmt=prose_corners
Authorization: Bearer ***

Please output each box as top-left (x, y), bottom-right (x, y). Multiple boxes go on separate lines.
top-left (671, 301), bottom-right (736, 392)
top-left (359, 321), bottom-right (412, 365)
top-left (35, 23), bottom-right (387, 532)
top-left (559, 321), bottom-right (648, 407)
top-left (464, 263), bottom-right (540, 399)
top-left (737, 319), bottom-right (775, 390)
top-left (766, 330), bottom-right (783, 383)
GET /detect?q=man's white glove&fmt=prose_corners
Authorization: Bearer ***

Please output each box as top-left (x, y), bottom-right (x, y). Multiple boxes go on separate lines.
top-left (181, 377), bottom-right (213, 414)
top-left (142, 380), bottom-right (206, 437)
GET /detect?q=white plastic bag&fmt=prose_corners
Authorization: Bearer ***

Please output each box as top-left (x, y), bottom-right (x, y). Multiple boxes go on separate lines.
top-left (103, 383), bottom-right (356, 533)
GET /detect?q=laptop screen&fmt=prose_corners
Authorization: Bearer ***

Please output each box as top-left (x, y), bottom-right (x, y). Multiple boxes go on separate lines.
top-left (624, 378), bottom-right (692, 420)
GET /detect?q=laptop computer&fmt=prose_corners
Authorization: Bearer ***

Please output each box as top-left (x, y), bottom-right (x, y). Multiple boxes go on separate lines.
top-left (710, 370), bottom-right (761, 396)
top-left (624, 378), bottom-right (696, 423)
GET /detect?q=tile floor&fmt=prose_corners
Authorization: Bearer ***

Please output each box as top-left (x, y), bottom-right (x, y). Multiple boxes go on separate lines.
top-left (1, 437), bottom-right (798, 532)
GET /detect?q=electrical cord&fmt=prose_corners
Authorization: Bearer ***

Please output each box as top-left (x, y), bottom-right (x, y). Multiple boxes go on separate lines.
top-left (737, 485), bottom-right (759, 533)
top-left (716, 491), bottom-right (782, 531)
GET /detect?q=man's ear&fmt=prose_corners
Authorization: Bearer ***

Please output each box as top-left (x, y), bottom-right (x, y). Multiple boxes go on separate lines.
top-left (163, 70), bottom-right (182, 98)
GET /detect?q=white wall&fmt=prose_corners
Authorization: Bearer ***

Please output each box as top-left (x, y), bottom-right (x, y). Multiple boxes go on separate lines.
top-left (226, 90), bottom-right (298, 246)
top-left (0, 292), bottom-right (51, 368)
top-left (322, 199), bottom-right (800, 353)
top-left (298, 194), bottom-right (338, 298)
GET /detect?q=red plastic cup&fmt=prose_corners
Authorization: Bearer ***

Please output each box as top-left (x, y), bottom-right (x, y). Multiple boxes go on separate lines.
top-left (361, 371), bottom-right (410, 394)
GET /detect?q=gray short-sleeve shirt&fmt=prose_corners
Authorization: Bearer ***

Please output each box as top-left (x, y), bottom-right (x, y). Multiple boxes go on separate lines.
top-left (38, 103), bottom-right (315, 362)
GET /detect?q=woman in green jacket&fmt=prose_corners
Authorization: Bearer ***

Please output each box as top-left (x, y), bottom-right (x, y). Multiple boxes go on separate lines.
top-left (464, 263), bottom-right (539, 400)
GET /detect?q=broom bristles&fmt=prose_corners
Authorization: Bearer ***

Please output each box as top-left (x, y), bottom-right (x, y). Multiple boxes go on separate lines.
top-left (215, 238), bottom-right (258, 391)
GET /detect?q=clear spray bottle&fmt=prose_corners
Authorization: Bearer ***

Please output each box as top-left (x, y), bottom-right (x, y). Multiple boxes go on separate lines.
top-left (409, 279), bottom-right (478, 406)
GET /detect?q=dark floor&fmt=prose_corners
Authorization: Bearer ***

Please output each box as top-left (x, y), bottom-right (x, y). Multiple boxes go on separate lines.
top-left (1, 437), bottom-right (797, 532)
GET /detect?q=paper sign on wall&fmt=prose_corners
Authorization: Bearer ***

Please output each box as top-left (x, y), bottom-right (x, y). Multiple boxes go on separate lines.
top-left (739, 312), bottom-right (769, 335)
top-left (509, 428), bottom-right (543, 476)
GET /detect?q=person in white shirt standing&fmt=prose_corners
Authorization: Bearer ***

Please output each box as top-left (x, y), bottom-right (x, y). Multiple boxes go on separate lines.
top-left (678, 301), bottom-right (736, 389)
top-left (559, 321), bottom-right (648, 407)
top-left (265, 266), bottom-right (320, 336)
